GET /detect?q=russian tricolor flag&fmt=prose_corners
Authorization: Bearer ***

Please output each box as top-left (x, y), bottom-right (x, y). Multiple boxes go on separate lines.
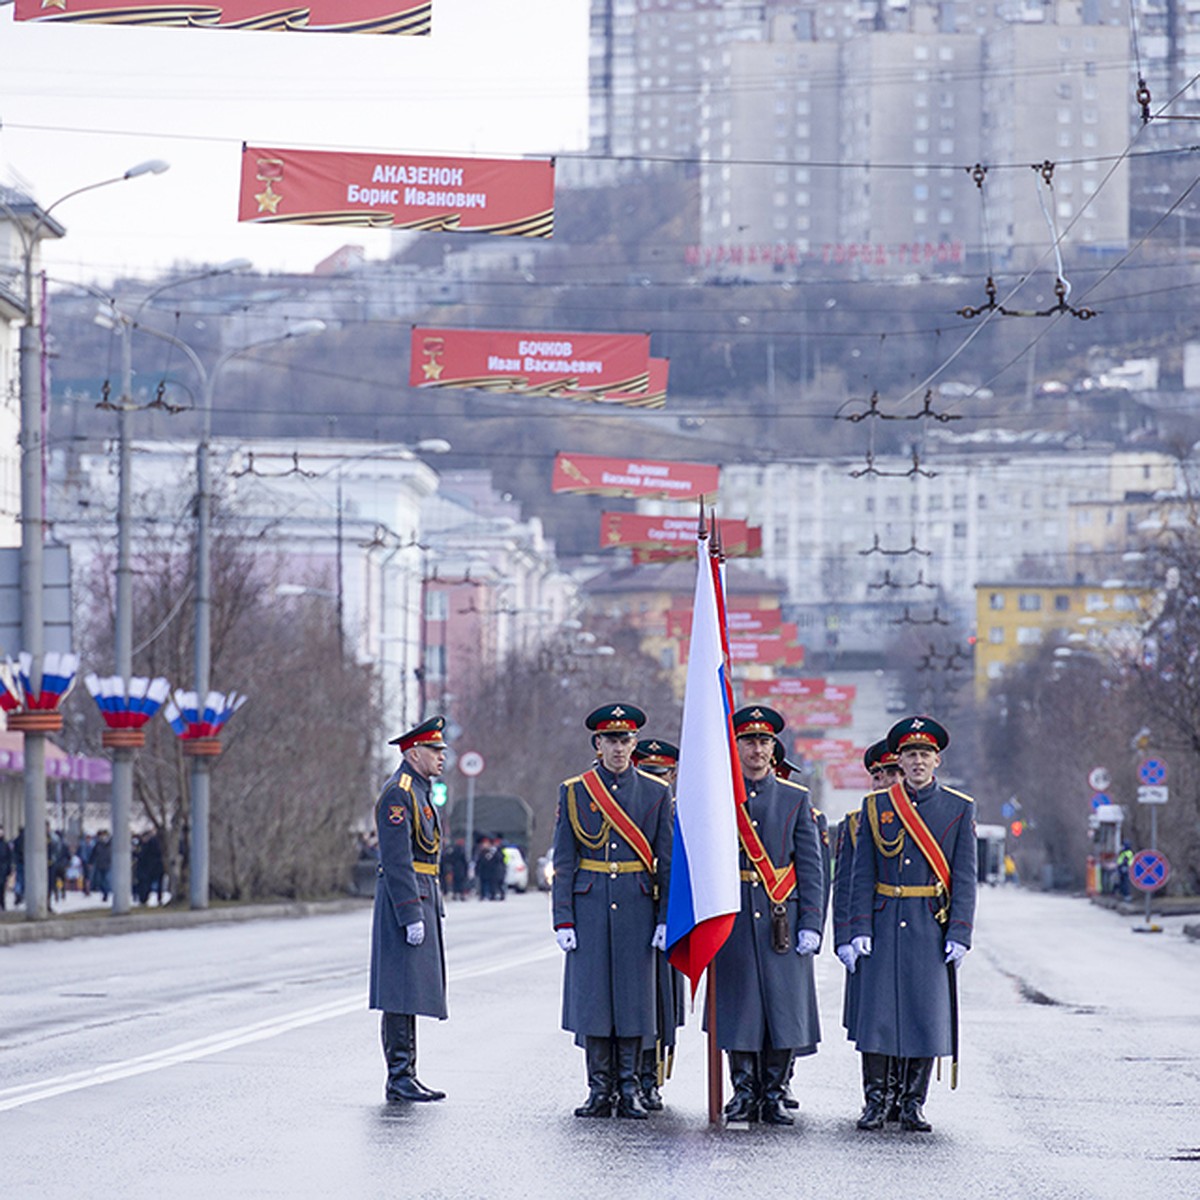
top-left (665, 530), bottom-right (742, 993)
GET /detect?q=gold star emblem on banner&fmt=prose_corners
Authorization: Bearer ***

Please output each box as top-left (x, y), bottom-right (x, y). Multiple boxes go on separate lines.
top-left (255, 182), bottom-right (282, 214)
top-left (421, 358), bottom-right (443, 381)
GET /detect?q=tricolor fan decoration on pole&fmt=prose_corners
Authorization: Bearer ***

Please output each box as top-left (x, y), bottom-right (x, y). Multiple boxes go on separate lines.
top-left (1, 652), bottom-right (80, 733)
top-left (85, 674), bottom-right (172, 750)
top-left (163, 689), bottom-right (248, 757)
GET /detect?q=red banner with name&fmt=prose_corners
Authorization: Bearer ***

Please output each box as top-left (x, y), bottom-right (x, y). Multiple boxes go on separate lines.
top-left (666, 607), bottom-right (782, 638)
top-left (16, 0), bottom-right (430, 34)
top-left (681, 629), bottom-right (803, 666)
top-left (240, 148), bottom-right (552, 236)
top-left (411, 328), bottom-right (649, 397)
top-left (552, 453), bottom-right (719, 500)
top-left (602, 512), bottom-right (751, 550)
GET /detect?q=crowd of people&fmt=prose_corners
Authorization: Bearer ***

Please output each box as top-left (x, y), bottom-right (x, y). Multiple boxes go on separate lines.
top-left (356, 825), bottom-right (514, 903)
top-left (0, 824), bottom-right (168, 910)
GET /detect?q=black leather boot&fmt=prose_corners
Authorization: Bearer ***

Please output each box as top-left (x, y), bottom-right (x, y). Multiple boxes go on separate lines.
top-left (760, 1049), bottom-right (795, 1125)
top-left (885, 1056), bottom-right (902, 1122)
top-left (382, 1013), bottom-right (443, 1102)
top-left (639, 1047), bottom-right (663, 1111)
top-left (723, 1051), bottom-right (760, 1122)
top-left (574, 1037), bottom-right (614, 1117)
top-left (899, 1057), bottom-right (934, 1132)
top-left (614, 1037), bottom-right (649, 1118)
top-left (856, 1052), bottom-right (890, 1130)
top-left (781, 1052), bottom-right (800, 1109)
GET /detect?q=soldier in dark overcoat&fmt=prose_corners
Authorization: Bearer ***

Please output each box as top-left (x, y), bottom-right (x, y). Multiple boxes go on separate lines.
top-left (709, 707), bottom-right (825, 1126)
top-left (552, 704), bottom-right (673, 1119)
top-left (834, 739), bottom-right (904, 1129)
top-left (848, 715), bottom-right (977, 1132)
top-left (630, 737), bottom-right (686, 1111)
top-left (369, 715), bottom-right (450, 1103)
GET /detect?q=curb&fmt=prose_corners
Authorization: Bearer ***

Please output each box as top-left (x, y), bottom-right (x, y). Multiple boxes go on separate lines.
top-left (0, 896), bottom-right (372, 946)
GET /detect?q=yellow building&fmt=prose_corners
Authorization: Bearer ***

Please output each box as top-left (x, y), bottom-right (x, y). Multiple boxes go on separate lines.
top-left (973, 580), bottom-right (1156, 699)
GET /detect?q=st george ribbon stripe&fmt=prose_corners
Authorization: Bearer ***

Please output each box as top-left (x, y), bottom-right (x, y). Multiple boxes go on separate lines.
top-left (0, 944), bottom-right (558, 1112)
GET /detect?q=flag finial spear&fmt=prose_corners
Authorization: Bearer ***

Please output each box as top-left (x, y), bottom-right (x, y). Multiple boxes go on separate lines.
top-left (711, 510), bottom-right (724, 560)
top-left (697, 497), bottom-right (708, 540)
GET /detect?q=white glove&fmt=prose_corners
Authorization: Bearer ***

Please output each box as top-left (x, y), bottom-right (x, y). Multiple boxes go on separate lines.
top-left (796, 929), bottom-right (821, 956)
top-left (651, 924), bottom-right (667, 951)
top-left (851, 935), bottom-right (873, 957)
top-left (836, 943), bottom-right (858, 973)
top-left (405, 920), bottom-right (425, 946)
top-left (556, 927), bottom-right (577, 952)
top-left (944, 939), bottom-right (968, 965)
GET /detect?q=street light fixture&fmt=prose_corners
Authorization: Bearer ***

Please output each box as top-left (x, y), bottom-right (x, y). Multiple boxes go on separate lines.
top-left (1, 159), bottom-right (169, 920)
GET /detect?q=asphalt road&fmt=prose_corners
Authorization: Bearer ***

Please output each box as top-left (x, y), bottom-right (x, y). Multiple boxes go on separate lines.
top-left (1, 887), bottom-right (1197, 1199)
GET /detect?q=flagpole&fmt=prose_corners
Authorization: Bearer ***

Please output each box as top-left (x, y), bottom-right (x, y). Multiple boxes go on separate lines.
top-left (706, 961), bottom-right (722, 1124)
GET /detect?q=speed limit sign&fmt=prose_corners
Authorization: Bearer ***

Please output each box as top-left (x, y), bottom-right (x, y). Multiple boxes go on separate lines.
top-left (459, 751), bottom-right (485, 778)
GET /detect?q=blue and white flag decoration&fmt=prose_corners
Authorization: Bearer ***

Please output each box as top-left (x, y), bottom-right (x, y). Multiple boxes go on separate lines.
top-left (163, 689), bottom-right (247, 741)
top-left (2, 651), bottom-right (80, 713)
top-left (85, 675), bottom-right (171, 730)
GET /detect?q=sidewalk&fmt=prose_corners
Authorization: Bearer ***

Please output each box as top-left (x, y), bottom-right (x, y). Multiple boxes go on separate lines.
top-left (0, 887), bottom-right (371, 946)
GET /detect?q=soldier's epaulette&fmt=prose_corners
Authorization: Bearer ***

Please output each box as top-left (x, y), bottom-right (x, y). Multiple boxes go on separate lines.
top-left (635, 768), bottom-right (669, 788)
top-left (396, 773), bottom-right (414, 793)
top-left (561, 774), bottom-right (584, 789)
top-left (942, 784), bottom-right (975, 803)
top-left (778, 776), bottom-right (809, 794)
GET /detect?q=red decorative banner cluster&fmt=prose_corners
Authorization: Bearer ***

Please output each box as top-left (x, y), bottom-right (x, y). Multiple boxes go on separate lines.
top-left (665, 607), bottom-right (782, 638)
top-left (602, 512), bottom-right (752, 551)
top-left (630, 526), bottom-right (760, 563)
top-left (680, 629), bottom-right (802, 667)
top-left (742, 678), bottom-right (855, 728)
top-left (553, 453), bottom-right (718, 501)
top-left (240, 148), bottom-right (553, 236)
top-left (15, 0), bottom-right (430, 34)
top-left (793, 737), bottom-right (870, 790)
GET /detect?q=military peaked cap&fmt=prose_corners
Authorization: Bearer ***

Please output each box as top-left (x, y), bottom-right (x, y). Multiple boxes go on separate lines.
top-left (633, 738), bottom-right (679, 768)
top-left (771, 736), bottom-right (801, 780)
top-left (732, 705), bottom-right (785, 737)
top-left (585, 703), bottom-right (647, 733)
top-left (863, 739), bottom-right (900, 771)
top-left (886, 715), bottom-right (949, 755)
top-left (389, 714), bottom-right (448, 751)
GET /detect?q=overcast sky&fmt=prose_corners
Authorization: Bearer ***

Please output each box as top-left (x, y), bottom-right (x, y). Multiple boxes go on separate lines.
top-left (0, 0), bottom-right (589, 283)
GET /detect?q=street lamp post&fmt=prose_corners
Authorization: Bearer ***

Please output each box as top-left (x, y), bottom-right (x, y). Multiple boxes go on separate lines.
top-left (188, 320), bottom-right (324, 908)
top-left (95, 259), bottom-right (252, 913)
top-left (2, 160), bottom-right (168, 919)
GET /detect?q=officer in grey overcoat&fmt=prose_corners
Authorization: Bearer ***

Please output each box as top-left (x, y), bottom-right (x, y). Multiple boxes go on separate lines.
top-left (369, 715), bottom-right (450, 1103)
top-left (834, 739), bottom-right (905, 1129)
top-left (552, 704), bottom-right (672, 1119)
top-left (848, 715), bottom-right (977, 1132)
top-left (710, 706), bottom-right (825, 1126)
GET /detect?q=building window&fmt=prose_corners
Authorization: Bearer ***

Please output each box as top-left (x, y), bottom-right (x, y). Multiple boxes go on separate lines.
top-left (1054, 594), bottom-right (1071, 611)
top-left (954, 522), bottom-right (968, 538)
top-left (1018, 593), bottom-right (1042, 612)
top-left (1016, 626), bottom-right (1044, 645)
top-left (425, 590), bottom-right (448, 620)
top-left (989, 592), bottom-right (1005, 610)
top-left (988, 626), bottom-right (1004, 643)
top-left (987, 661), bottom-right (1004, 679)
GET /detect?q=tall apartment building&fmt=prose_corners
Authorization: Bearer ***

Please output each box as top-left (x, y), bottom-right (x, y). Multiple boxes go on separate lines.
top-left (584, 0), bottom-right (1133, 277)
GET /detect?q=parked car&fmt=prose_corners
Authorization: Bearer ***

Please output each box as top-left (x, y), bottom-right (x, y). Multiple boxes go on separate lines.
top-left (503, 846), bottom-right (529, 893)
top-left (536, 849), bottom-right (554, 891)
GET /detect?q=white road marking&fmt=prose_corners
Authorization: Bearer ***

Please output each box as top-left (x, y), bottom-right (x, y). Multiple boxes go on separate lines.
top-left (0, 943), bottom-right (558, 1112)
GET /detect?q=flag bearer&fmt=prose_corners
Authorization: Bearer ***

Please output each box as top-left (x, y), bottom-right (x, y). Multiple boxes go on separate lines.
top-left (710, 706), bottom-right (825, 1126)
top-left (552, 705), bottom-right (673, 1119)
top-left (848, 715), bottom-right (977, 1133)
top-left (369, 715), bottom-right (450, 1104)
top-left (631, 737), bottom-right (686, 1111)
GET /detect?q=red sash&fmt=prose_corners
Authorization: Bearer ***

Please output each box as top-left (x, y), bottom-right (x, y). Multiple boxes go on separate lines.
top-left (888, 781), bottom-right (952, 896)
top-left (579, 769), bottom-right (656, 875)
top-left (735, 797), bottom-right (795, 904)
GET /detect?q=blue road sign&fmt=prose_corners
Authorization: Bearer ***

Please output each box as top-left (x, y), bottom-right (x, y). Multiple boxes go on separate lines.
top-left (1001, 802), bottom-right (1015, 819)
top-left (1139, 758), bottom-right (1167, 786)
top-left (1130, 849), bottom-right (1170, 893)
top-left (1090, 793), bottom-right (1109, 811)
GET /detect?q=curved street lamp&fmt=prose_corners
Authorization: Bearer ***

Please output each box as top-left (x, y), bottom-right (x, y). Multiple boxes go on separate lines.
top-left (0, 159), bottom-right (169, 920)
